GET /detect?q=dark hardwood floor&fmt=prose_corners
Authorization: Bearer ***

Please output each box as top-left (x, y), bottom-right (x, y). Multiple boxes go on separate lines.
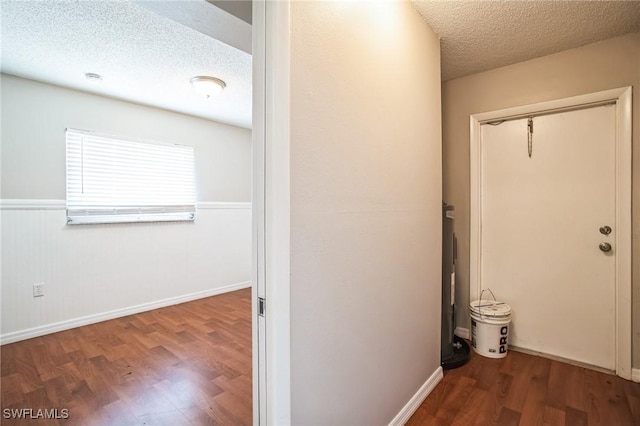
top-left (4, 292), bottom-right (640, 426)
top-left (0, 288), bottom-right (252, 426)
top-left (408, 348), bottom-right (640, 426)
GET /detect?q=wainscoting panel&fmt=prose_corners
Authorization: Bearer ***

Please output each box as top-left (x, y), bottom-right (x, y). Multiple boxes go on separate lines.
top-left (1, 200), bottom-right (251, 343)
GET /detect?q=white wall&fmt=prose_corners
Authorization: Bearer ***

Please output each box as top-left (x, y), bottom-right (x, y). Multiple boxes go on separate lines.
top-left (442, 32), bottom-right (640, 368)
top-left (1, 74), bottom-right (251, 201)
top-left (0, 74), bottom-right (252, 342)
top-left (289, 2), bottom-right (442, 424)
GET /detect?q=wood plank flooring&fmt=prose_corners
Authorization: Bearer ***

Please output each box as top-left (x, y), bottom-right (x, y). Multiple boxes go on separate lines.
top-left (4, 292), bottom-right (640, 426)
top-left (0, 288), bottom-right (252, 426)
top-left (408, 348), bottom-right (640, 426)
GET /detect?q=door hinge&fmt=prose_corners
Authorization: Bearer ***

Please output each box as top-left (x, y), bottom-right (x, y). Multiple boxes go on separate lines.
top-left (258, 297), bottom-right (266, 317)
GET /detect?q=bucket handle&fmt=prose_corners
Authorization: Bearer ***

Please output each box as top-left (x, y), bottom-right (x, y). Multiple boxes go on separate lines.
top-left (478, 288), bottom-right (498, 318)
top-left (480, 288), bottom-right (497, 302)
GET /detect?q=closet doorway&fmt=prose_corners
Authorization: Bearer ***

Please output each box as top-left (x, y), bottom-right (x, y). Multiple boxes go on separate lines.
top-left (469, 88), bottom-right (632, 378)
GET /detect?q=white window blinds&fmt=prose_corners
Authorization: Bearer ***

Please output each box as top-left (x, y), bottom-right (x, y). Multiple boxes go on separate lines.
top-left (66, 128), bottom-right (196, 224)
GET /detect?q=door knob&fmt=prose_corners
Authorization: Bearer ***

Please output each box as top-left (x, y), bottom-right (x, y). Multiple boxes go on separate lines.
top-left (599, 242), bottom-right (612, 252)
top-left (599, 226), bottom-right (612, 235)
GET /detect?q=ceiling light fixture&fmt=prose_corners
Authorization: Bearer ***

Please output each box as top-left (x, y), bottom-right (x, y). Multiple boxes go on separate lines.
top-left (190, 76), bottom-right (226, 99)
top-left (85, 72), bottom-right (103, 83)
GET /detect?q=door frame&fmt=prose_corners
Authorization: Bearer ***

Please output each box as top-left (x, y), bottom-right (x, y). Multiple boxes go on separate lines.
top-left (469, 87), bottom-right (632, 379)
top-left (252, 1), bottom-right (292, 424)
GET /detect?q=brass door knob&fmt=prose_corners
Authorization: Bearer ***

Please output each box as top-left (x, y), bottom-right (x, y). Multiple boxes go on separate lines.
top-left (599, 226), bottom-right (612, 235)
top-left (599, 242), bottom-right (612, 252)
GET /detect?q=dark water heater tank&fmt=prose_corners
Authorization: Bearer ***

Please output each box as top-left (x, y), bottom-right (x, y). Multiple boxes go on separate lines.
top-left (441, 202), bottom-right (469, 370)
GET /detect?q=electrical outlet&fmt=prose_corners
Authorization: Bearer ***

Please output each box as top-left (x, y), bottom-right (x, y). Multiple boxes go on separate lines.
top-left (33, 283), bottom-right (45, 297)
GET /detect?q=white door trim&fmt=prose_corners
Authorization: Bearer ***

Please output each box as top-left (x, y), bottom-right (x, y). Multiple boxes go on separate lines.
top-left (252, 1), bottom-right (266, 424)
top-left (252, 1), bottom-right (292, 424)
top-left (469, 87), bottom-right (632, 380)
top-left (264, 0), bottom-right (292, 423)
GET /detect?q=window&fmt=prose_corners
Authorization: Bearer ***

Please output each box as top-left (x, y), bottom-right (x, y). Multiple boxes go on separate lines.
top-left (66, 128), bottom-right (196, 224)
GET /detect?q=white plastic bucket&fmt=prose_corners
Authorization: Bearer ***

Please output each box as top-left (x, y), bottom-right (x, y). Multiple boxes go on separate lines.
top-left (469, 298), bottom-right (512, 359)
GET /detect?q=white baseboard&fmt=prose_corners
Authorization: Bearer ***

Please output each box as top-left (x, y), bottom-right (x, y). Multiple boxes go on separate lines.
top-left (632, 368), bottom-right (640, 383)
top-left (455, 327), bottom-right (470, 340)
top-left (388, 366), bottom-right (443, 426)
top-left (0, 281), bottom-right (251, 345)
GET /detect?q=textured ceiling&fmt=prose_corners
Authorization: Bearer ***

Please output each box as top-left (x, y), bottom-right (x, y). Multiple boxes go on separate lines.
top-left (0, 0), bottom-right (252, 128)
top-left (412, 0), bottom-right (640, 81)
top-left (4, 1), bottom-right (639, 125)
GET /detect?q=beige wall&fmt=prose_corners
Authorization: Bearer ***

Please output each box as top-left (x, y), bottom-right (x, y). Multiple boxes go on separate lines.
top-left (289, 1), bottom-right (442, 423)
top-left (442, 32), bottom-right (640, 368)
top-left (1, 74), bottom-right (252, 202)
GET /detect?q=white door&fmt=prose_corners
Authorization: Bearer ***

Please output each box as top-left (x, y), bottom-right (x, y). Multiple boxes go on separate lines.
top-left (480, 104), bottom-right (616, 370)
